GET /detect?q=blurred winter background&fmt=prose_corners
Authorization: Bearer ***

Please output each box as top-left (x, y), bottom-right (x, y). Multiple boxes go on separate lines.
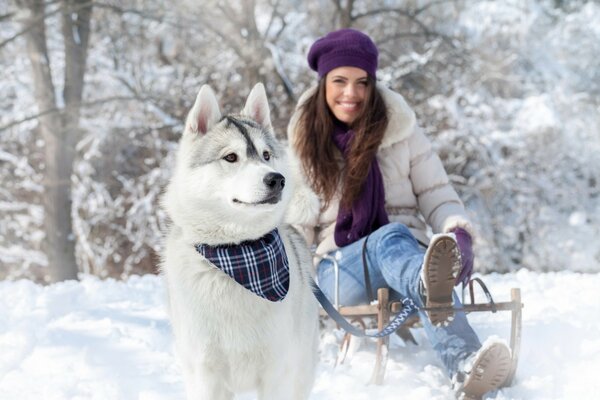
top-left (1, 0), bottom-right (599, 282)
top-left (1, 1), bottom-right (600, 399)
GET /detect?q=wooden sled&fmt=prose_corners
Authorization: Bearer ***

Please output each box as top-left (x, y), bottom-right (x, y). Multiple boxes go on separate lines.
top-left (317, 256), bottom-right (523, 386)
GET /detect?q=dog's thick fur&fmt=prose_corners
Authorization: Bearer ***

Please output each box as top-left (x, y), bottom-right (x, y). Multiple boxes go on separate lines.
top-left (161, 83), bottom-right (319, 400)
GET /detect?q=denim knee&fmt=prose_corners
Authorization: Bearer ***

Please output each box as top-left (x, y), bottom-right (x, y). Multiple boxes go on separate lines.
top-left (375, 222), bottom-right (417, 248)
top-left (381, 222), bottom-right (412, 236)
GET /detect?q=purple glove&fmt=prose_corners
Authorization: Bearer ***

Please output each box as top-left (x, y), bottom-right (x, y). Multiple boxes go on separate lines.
top-left (450, 227), bottom-right (473, 286)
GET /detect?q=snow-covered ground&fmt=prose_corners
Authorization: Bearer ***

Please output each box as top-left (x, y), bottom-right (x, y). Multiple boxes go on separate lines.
top-left (1, 270), bottom-right (599, 399)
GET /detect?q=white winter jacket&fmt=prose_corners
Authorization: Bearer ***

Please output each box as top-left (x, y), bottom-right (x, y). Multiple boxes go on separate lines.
top-left (286, 83), bottom-right (474, 260)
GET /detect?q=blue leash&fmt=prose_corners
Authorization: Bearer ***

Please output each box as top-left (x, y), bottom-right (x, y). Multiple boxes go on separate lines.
top-left (311, 278), bottom-right (419, 338)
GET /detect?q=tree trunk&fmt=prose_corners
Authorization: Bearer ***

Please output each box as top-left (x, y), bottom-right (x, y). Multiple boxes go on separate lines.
top-left (58, 0), bottom-right (92, 282)
top-left (332, 0), bottom-right (355, 29)
top-left (17, 0), bottom-right (92, 282)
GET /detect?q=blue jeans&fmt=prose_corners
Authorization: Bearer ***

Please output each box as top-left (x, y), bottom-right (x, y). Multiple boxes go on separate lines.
top-left (317, 222), bottom-right (481, 377)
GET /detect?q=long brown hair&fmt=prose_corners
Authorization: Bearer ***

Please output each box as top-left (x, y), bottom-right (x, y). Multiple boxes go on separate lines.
top-left (294, 75), bottom-right (389, 209)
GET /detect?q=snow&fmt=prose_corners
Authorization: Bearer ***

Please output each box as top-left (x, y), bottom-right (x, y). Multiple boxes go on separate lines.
top-left (1, 270), bottom-right (599, 399)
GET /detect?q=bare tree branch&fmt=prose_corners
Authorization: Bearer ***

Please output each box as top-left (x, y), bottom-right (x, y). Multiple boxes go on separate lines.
top-left (62, 0), bottom-right (93, 112)
top-left (378, 31), bottom-right (442, 44)
top-left (329, 0), bottom-right (341, 12)
top-left (91, 1), bottom-right (164, 22)
top-left (329, 0), bottom-right (342, 27)
top-left (0, 2), bottom-right (62, 50)
top-left (353, 7), bottom-right (457, 46)
top-left (414, 0), bottom-right (462, 16)
top-left (263, 0), bottom-right (282, 40)
top-left (195, 13), bottom-right (246, 61)
top-left (272, 13), bottom-right (287, 42)
top-left (265, 42), bottom-right (294, 100)
top-left (328, 0), bottom-right (354, 28)
top-left (0, 95), bottom-right (144, 132)
top-left (216, 1), bottom-right (243, 28)
top-left (353, 7), bottom-right (414, 21)
top-left (6, 0), bottom-right (178, 75)
top-left (0, 11), bottom-right (17, 22)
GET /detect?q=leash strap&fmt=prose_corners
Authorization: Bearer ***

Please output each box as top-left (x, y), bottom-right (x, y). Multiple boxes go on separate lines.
top-left (311, 278), bottom-right (418, 338)
top-left (361, 235), bottom-right (374, 303)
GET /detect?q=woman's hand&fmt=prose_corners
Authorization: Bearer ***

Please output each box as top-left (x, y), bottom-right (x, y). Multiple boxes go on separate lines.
top-left (450, 227), bottom-right (473, 286)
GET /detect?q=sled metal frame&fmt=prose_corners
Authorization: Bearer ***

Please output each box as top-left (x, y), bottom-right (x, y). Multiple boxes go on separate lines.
top-left (317, 256), bottom-right (523, 386)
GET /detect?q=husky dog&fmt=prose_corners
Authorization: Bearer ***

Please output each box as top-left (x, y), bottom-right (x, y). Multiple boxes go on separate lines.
top-left (161, 83), bottom-right (319, 400)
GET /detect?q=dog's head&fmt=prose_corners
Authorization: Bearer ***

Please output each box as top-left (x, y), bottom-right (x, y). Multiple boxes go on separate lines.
top-left (163, 83), bottom-right (293, 245)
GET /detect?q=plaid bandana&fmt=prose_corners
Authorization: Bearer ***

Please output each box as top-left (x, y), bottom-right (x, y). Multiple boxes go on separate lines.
top-left (195, 229), bottom-right (290, 302)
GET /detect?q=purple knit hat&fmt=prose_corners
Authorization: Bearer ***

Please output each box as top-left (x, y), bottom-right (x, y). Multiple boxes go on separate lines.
top-left (307, 29), bottom-right (378, 78)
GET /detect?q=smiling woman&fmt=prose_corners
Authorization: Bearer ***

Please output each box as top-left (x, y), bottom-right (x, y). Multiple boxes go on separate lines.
top-left (286, 28), bottom-right (512, 399)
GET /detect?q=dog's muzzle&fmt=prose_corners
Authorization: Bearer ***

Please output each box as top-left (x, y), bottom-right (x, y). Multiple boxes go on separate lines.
top-left (257, 172), bottom-right (285, 204)
top-left (232, 173), bottom-right (285, 205)
top-left (264, 172), bottom-right (285, 195)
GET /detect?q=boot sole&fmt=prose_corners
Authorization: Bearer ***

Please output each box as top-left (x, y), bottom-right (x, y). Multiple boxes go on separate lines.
top-left (462, 343), bottom-right (511, 400)
top-left (423, 236), bottom-right (460, 326)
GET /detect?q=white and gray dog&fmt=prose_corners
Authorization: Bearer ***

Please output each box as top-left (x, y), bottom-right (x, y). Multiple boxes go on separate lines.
top-left (161, 83), bottom-right (319, 400)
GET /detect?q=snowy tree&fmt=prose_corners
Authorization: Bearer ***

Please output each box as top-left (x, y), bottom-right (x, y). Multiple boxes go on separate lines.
top-left (10, 0), bottom-right (92, 282)
top-left (1, 0), bottom-right (599, 282)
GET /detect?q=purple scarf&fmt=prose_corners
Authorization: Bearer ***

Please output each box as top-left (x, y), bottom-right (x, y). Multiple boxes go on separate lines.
top-left (332, 124), bottom-right (389, 247)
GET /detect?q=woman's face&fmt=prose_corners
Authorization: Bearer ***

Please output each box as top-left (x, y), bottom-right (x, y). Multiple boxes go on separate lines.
top-left (325, 66), bottom-right (368, 125)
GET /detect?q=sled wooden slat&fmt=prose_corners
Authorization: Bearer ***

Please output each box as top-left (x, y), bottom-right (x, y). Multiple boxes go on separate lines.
top-left (505, 288), bottom-right (522, 386)
top-left (320, 285), bottom-right (524, 386)
top-left (370, 288), bottom-right (389, 385)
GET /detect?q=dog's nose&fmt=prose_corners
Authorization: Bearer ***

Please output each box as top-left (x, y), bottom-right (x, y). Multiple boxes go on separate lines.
top-left (264, 172), bottom-right (285, 192)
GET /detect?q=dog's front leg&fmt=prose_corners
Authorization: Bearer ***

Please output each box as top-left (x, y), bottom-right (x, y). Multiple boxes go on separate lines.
top-left (258, 368), bottom-right (301, 400)
top-left (258, 383), bottom-right (289, 400)
top-left (182, 363), bottom-right (233, 400)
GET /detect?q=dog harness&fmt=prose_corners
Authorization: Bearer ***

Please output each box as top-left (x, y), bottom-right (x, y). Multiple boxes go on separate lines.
top-left (195, 229), bottom-right (290, 302)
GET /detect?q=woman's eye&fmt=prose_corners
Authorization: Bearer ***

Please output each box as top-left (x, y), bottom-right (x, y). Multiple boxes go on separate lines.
top-left (263, 151), bottom-right (270, 161)
top-left (223, 153), bottom-right (238, 163)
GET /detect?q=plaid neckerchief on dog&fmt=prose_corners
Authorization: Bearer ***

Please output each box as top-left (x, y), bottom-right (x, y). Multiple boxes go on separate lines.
top-left (194, 229), bottom-right (290, 302)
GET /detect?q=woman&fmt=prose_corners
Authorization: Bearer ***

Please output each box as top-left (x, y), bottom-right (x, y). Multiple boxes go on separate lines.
top-left (287, 29), bottom-right (511, 398)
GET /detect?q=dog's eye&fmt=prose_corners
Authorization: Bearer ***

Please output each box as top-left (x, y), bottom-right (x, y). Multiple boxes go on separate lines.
top-left (263, 151), bottom-right (270, 161)
top-left (223, 153), bottom-right (238, 163)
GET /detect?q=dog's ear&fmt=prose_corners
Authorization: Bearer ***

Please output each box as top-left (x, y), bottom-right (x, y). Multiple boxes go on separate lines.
top-left (242, 83), bottom-right (272, 130)
top-left (186, 85), bottom-right (222, 135)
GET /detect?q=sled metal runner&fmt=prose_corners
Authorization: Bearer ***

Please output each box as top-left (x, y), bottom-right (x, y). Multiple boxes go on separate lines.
top-left (319, 267), bottom-right (523, 386)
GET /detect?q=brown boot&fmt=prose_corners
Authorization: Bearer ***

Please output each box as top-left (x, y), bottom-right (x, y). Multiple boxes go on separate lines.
top-left (421, 234), bottom-right (461, 327)
top-left (455, 342), bottom-right (512, 400)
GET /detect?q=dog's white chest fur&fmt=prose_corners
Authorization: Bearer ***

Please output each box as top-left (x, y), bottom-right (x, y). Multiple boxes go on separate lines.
top-left (164, 225), bottom-right (317, 394)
